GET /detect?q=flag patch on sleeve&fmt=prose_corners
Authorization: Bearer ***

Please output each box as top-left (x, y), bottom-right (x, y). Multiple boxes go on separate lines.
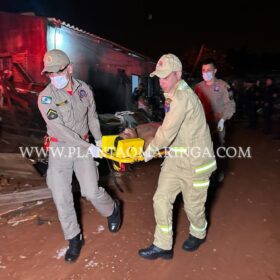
top-left (41, 96), bottom-right (52, 104)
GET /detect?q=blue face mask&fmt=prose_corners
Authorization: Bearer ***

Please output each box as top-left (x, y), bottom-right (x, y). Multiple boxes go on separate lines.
top-left (50, 74), bottom-right (69, 89)
top-left (202, 71), bottom-right (213, 82)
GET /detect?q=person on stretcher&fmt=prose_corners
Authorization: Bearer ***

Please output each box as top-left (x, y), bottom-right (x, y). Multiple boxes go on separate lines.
top-left (118, 122), bottom-right (161, 149)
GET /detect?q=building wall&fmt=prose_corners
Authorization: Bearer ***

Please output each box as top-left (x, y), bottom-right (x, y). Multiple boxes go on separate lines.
top-left (0, 12), bottom-right (47, 84)
top-left (0, 12), bottom-right (156, 113)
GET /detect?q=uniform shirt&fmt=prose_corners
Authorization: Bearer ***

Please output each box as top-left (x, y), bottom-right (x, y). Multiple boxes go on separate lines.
top-left (146, 79), bottom-right (215, 168)
top-left (38, 78), bottom-right (102, 149)
top-left (194, 79), bottom-right (235, 123)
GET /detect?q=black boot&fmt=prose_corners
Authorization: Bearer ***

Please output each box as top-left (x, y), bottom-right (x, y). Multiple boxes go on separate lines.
top-left (65, 233), bottom-right (84, 262)
top-left (107, 200), bottom-right (121, 233)
top-left (182, 234), bottom-right (205, 252)
top-left (138, 244), bottom-right (173, 260)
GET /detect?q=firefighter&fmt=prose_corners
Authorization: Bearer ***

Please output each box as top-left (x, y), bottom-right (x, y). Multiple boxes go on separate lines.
top-left (194, 58), bottom-right (235, 182)
top-left (38, 49), bottom-right (121, 263)
top-left (138, 54), bottom-right (216, 260)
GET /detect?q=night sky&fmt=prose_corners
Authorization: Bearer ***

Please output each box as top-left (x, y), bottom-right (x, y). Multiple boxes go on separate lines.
top-left (0, 0), bottom-right (279, 60)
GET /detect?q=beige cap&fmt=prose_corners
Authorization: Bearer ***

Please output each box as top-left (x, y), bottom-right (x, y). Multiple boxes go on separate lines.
top-left (41, 49), bottom-right (70, 73)
top-left (150, 53), bottom-right (182, 78)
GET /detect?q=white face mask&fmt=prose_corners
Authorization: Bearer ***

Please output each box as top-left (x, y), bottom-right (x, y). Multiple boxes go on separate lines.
top-left (202, 71), bottom-right (213, 82)
top-left (50, 74), bottom-right (69, 89)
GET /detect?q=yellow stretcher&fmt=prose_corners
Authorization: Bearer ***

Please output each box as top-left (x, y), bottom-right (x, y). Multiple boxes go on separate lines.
top-left (101, 135), bottom-right (145, 164)
top-left (101, 135), bottom-right (166, 172)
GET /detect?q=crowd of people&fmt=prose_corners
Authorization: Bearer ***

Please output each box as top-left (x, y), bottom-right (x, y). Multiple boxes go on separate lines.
top-left (230, 76), bottom-right (280, 138)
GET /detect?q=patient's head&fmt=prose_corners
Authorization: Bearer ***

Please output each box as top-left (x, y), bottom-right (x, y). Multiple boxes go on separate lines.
top-left (119, 128), bottom-right (137, 139)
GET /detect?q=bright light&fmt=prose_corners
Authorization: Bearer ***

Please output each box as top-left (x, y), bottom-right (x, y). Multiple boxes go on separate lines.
top-left (47, 26), bottom-right (64, 50)
top-left (55, 30), bottom-right (63, 48)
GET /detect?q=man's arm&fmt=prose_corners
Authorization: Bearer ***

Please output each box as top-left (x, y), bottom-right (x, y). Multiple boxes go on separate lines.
top-left (222, 84), bottom-right (236, 120)
top-left (87, 88), bottom-right (102, 143)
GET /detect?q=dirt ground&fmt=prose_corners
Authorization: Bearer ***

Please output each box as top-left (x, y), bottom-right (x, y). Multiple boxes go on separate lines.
top-left (0, 123), bottom-right (279, 280)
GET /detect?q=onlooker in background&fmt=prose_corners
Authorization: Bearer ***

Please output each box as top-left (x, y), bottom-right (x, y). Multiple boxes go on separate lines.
top-left (133, 83), bottom-right (146, 101)
top-left (261, 77), bottom-right (278, 134)
top-left (272, 84), bottom-right (280, 140)
top-left (243, 78), bottom-right (261, 129)
top-left (137, 95), bottom-right (152, 117)
top-left (229, 79), bottom-right (245, 120)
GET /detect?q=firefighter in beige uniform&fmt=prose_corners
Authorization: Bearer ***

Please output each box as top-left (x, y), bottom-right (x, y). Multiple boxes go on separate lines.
top-left (38, 49), bottom-right (121, 263)
top-left (139, 54), bottom-right (216, 260)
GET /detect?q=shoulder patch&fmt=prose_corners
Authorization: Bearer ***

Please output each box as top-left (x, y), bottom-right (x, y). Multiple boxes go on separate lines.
top-left (41, 96), bottom-right (52, 104)
top-left (214, 85), bottom-right (220, 92)
top-left (164, 98), bottom-right (172, 113)
top-left (47, 109), bottom-right (58, 120)
top-left (78, 89), bottom-right (87, 99)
